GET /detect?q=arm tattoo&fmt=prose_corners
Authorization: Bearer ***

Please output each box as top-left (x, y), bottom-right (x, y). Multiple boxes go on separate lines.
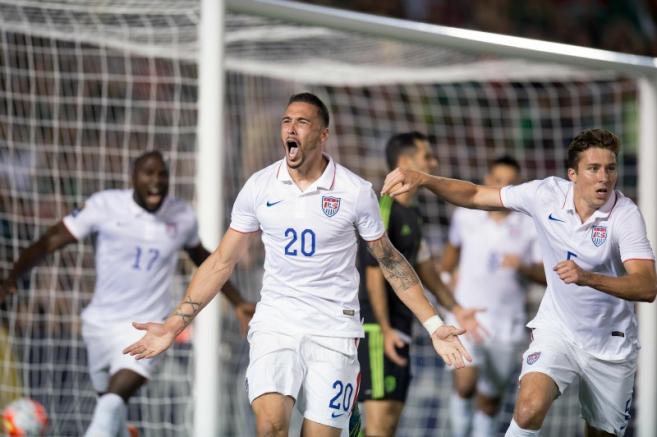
top-left (367, 237), bottom-right (419, 293)
top-left (173, 296), bottom-right (202, 325)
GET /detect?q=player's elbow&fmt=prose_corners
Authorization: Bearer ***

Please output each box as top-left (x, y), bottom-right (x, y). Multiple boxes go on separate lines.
top-left (641, 286), bottom-right (657, 303)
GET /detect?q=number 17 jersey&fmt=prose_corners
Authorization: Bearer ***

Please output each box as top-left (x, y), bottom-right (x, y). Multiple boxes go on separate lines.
top-left (230, 156), bottom-right (385, 338)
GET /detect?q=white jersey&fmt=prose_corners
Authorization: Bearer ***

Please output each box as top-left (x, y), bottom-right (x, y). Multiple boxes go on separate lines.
top-left (501, 176), bottom-right (655, 360)
top-left (230, 156), bottom-right (384, 337)
top-left (448, 207), bottom-right (539, 342)
top-left (63, 189), bottom-right (199, 324)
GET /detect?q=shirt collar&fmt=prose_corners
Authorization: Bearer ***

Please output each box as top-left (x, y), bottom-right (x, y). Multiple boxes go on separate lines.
top-left (276, 154), bottom-right (337, 191)
top-left (563, 182), bottom-right (617, 220)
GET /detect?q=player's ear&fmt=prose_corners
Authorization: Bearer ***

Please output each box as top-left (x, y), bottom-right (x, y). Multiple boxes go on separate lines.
top-left (320, 127), bottom-right (329, 144)
top-left (567, 167), bottom-right (577, 182)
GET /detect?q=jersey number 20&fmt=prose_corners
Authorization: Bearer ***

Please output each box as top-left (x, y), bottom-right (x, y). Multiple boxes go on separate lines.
top-left (284, 228), bottom-right (316, 256)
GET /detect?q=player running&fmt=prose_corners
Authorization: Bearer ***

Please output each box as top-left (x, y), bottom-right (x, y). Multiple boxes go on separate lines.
top-left (382, 128), bottom-right (657, 437)
top-left (441, 156), bottom-right (544, 437)
top-left (0, 151), bottom-right (255, 437)
top-left (124, 93), bottom-right (471, 437)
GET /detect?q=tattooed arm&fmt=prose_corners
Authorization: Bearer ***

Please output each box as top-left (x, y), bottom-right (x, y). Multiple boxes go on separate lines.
top-left (367, 236), bottom-right (472, 368)
top-left (123, 228), bottom-right (253, 359)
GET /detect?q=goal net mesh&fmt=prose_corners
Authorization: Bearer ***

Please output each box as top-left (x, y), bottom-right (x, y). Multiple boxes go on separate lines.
top-left (0, 2), bottom-right (639, 436)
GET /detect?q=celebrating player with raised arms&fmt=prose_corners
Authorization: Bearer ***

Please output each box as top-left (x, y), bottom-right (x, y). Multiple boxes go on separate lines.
top-left (0, 151), bottom-right (255, 437)
top-left (440, 156), bottom-right (544, 437)
top-left (124, 93), bottom-right (471, 437)
top-left (382, 128), bottom-right (657, 437)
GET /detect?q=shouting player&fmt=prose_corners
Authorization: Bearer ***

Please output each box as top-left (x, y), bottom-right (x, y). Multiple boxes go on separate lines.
top-left (0, 151), bottom-right (255, 437)
top-left (440, 155), bottom-right (544, 437)
top-left (382, 128), bottom-right (657, 437)
top-left (124, 93), bottom-right (471, 437)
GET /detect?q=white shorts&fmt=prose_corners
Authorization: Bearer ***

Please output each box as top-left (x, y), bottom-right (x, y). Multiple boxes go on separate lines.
top-left (245, 330), bottom-right (359, 430)
top-left (458, 336), bottom-right (526, 398)
top-left (520, 328), bottom-right (636, 436)
top-left (82, 320), bottom-right (160, 393)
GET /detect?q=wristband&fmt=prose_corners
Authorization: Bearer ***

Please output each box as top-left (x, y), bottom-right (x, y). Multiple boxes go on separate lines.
top-left (422, 314), bottom-right (444, 335)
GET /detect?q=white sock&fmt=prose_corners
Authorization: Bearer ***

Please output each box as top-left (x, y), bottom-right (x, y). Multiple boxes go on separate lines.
top-left (450, 393), bottom-right (474, 437)
top-left (84, 393), bottom-right (127, 437)
top-left (472, 410), bottom-right (496, 437)
top-left (504, 418), bottom-right (540, 437)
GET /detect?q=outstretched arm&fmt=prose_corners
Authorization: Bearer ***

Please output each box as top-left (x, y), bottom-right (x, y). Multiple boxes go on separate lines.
top-left (124, 228), bottom-right (253, 359)
top-left (366, 235), bottom-right (471, 368)
top-left (555, 258), bottom-right (657, 302)
top-left (185, 244), bottom-right (256, 334)
top-left (0, 222), bottom-right (77, 300)
top-left (416, 259), bottom-right (488, 343)
top-left (381, 168), bottom-right (503, 211)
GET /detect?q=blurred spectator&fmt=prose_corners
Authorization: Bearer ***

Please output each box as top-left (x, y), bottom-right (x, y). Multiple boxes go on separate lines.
top-left (301, 0), bottom-right (657, 56)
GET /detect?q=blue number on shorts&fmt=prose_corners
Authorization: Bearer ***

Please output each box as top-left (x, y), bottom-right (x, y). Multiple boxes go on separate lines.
top-left (342, 383), bottom-right (353, 411)
top-left (284, 228), bottom-right (316, 257)
top-left (328, 380), bottom-right (354, 411)
top-left (329, 380), bottom-right (343, 410)
top-left (132, 246), bottom-right (160, 270)
top-left (567, 251), bottom-right (578, 260)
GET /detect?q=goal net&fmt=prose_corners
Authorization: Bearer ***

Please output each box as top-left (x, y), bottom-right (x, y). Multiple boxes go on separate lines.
top-left (0, 1), bottom-right (643, 436)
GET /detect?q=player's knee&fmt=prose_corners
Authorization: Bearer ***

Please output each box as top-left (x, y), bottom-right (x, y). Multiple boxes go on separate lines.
top-left (255, 416), bottom-right (289, 437)
top-left (476, 395), bottom-right (500, 416)
top-left (455, 383), bottom-right (476, 399)
top-left (514, 399), bottom-right (547, 430)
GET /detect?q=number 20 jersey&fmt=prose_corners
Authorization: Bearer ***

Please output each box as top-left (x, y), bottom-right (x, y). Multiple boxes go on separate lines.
top-left (230, 156), bottom-right (385, 338)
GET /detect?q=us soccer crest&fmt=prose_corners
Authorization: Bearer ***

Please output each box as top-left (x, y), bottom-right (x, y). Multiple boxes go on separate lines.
top-left (591, 226), bottom-right (607, 247)
top-left (321, 196), bottom-right (341, 217)
top-left (526, 352), bottom-right (541, 365)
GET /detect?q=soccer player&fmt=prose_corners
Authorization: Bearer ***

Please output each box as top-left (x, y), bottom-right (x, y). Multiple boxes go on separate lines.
top-left (0, 151), bottom-right (255, 437)
top-left (381, 128), bottom-right (657, 437)
top-left (440, 155), bottom-right (544, 437)
top-left (123, 93), bottom-right (471, 437)
top-left (358, 131), bottom-right (484, 437)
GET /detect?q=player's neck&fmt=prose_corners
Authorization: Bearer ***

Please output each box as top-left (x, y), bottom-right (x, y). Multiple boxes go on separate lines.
top-left (573, 195), bottom-right (597, 223)
top-left (288, 154), bottom-right (328, 192)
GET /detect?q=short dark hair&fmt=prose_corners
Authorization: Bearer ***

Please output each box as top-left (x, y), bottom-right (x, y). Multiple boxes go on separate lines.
top-left (385, 131), bottom-right (428, 170)
top-left (489, 155), bottom-right (521, 173)
top-left (288, 92), bottom-right (330, 127)
top-left (567, 128), bottom-right (620, 170)
top-left (133, 150), bottom-right (166, 173)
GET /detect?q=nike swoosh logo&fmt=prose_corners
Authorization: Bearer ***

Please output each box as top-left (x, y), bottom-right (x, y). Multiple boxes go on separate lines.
top-left (266, 200), bottom-right (283, 207)
top-left (548, 213), bottom-right (565, 223)
top-left (331, 412), bottom-right (345, 418)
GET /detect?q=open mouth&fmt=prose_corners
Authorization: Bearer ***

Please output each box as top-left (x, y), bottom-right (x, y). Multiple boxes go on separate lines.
top-left (595, 187), bottom-right (609, 198)
top-left (146, 188), bottom-right (163, 205)
top-left (286, 139), bottom-right (299, 159)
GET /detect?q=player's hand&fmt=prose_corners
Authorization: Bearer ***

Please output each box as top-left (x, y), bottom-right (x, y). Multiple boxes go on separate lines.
top-left (554, 260), bottom-right (589, 285)
top-left (123, 321), bottom-right (176, 360)
top-left (430, 324), bottom-right (471, 369)
top-left (0, 277), bottom-right (18, 302)
top-left (453, 306), bottom-right (489, 344)
top-left (233, 301), bottom-right (256, 337)
top-left (381, 168), bottom-right (426, 197)
top-left (383, 328), bottom-right (408, 367)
